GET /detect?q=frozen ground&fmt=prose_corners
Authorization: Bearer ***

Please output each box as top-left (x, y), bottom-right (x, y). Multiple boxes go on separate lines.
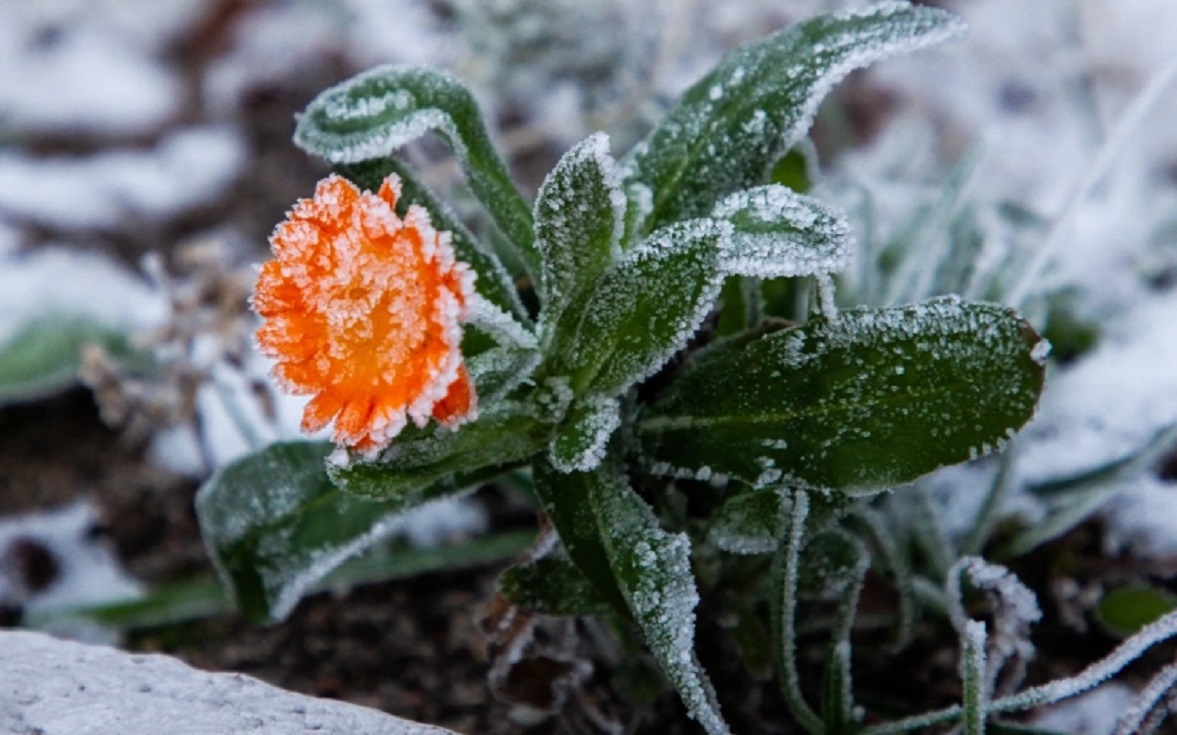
top-left (2, 1), bottom-right (1177, 733)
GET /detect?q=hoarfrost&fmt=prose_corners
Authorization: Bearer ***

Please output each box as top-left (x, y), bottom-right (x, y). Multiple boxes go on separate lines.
top-left (709, 488), bottom-right (786, 555)
top-left (1, 502), bottom-right (143, 645)
top-left (534, 132), bottom-right (625, 337)
top-left (294, 65), bottom-right (470, 166)
top-left (624, 1), bottom-right (964, 225)
top-left (592, 466), bottom-right (730, 735)
top-left (570, 219), bottom-right (726, 397)
top-left (549, 395), bottom-right (622, 473)
top-left (712, 185), bottom-right (853, 278)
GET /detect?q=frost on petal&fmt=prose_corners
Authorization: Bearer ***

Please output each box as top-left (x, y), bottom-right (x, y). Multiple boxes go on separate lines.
top-left (254, 173), bottom-right (477, 456)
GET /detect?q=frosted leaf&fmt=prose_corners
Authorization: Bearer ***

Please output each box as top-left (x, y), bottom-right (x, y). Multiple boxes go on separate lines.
top-left (712, 184), bottom-right (853, 278)
top-left (622, 1), bottom-right (965, 233)
top-left (639, 296), bottom-right (1045, 492)
top-left (549, 395), bottom-right (622, 473)
top-left (708, 487), bottom-right (787, 555)
top-left (588, 460), bottom-right (731, 735)
top-left (196, 441), bottom-right (482, 621)
top-left (565, 219), bottom-right (727, 397)
top-left (535, 132), bottom-right (625, 346)
top-left (329, 401), bottom-right (548, 500)
top-left (295, 64), bottom-right (537, 278)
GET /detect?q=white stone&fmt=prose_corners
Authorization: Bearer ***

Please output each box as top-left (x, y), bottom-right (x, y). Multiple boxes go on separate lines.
top-left (0, 630), bottom-right (462, 735)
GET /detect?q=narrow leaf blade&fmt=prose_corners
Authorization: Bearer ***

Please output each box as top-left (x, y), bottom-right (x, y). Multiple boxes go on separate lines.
top-left (639, 297), bottom-right (1046, 493)
top-left (588, 459), bottom-right (731, 735)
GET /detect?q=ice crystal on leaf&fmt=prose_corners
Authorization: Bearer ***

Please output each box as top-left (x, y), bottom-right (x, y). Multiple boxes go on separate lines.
top-left (253, 173), bottom-right (477, 457)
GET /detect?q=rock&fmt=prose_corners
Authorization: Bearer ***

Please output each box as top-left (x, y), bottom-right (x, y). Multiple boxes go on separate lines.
top-left (0, 630), bottom-right (463, 735)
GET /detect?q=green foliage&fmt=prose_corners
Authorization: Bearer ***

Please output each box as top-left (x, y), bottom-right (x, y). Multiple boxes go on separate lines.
top-left (193, 4), bottom-right (1066, 732)
top-left (639, 298), bottom-right (1044, 493)
top-left (0, 316), bottom-right (135, 404)
top-left (1099, 585), bottom-right (1177, 638)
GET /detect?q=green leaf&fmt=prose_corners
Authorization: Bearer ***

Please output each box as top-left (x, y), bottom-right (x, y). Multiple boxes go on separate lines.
top-left (499, 546), bottom-right (612, 616)
top-left (549, 394), bottom-right (622, 473)
top-left (562, 220), bottom-right (725, 396)
top-left (771, 147), bottom-right (815, 193)
top-left (714, 276), bottom-right (761, 338)
top-left (535, 132), bottom-right (625, 343)
top-left (295, 65), bottom-right (538, 279)
top-left (530, 456), bottom-right (628, 613)
top-left (587, 456), bottom-right (731, 735)
top-left (712, 184), bottom-right (852, 279)
top-left (709, 487), bottom-right (787, 555)
top-left (639, 297), bottom-right (1046, 493)
top-left (329, 402), bottom-right (549, 500)
top-left (0, 316), bottom-right (134, 404)
top-left (1098, 585), bottom-right (1177, 638)
top-left (335, 156), bottom-right (531, 324)
top-left (623, 2), bottom-right (964, 234)
top-left (797, 528), bottom-right (869, 599)
top-left (196, 441), bottom-right (485, 622)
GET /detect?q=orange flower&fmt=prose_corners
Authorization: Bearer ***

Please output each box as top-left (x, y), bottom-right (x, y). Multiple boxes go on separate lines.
top-left (253, 173), bottom-right (477, 456)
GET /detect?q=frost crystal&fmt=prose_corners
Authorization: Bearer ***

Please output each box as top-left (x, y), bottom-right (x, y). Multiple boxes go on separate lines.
top-left (713, 185), bottom-right (853, 278)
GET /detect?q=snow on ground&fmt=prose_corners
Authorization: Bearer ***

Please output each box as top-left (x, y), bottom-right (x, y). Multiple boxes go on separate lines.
top-left (0, 0), bottom-right (205, 136)
top-left (0, 502), bottom-right (142, 644)
top-left (0, 127), bottom-right (246, 231)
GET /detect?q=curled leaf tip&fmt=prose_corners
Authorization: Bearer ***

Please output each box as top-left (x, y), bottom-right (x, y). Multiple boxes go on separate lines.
top-left (254, 172), bottom-right (477, 457)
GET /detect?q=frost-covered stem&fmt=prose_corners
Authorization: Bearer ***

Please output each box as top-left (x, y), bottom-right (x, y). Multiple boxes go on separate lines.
top-left (944, 557), bottom-right (972, 638)
top-left (862, 703), bottom-right (962, 735)
top-left (1007, 55), bottom-right (1177, 308)
top-left (1113, 662), bottom-right (1177, 735)
top-left (962, 449), bottom-right (1016, 556)
top-left (772, 491), bottom-right (824, 735)
top-left (991, 610), bottom-right (1177, 713)
top-left (867, 611), bottom-right (1177, 734)
top-left (815, 272), bottom-right (839, 321)
top-left (962, 620), bottom-right (989, 735)
top-left (825, 538), bottom-right (868, 732)
top-left (850, 508), bottom-right (915, 650)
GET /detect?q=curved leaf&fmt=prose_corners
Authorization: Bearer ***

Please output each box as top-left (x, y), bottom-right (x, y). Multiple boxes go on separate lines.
top-left (712, 184), bottom-right (852, 278)
top-left (295, 65), bottom-right (538, 279)
top-left (549, 394), bottom-right (622, 473)
top-left (639, 297), bottom-right (1046, 493)
top-left (195, 441), bottom-right (477, 622)
top-left (624, 2), bottom-right (963, 233)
